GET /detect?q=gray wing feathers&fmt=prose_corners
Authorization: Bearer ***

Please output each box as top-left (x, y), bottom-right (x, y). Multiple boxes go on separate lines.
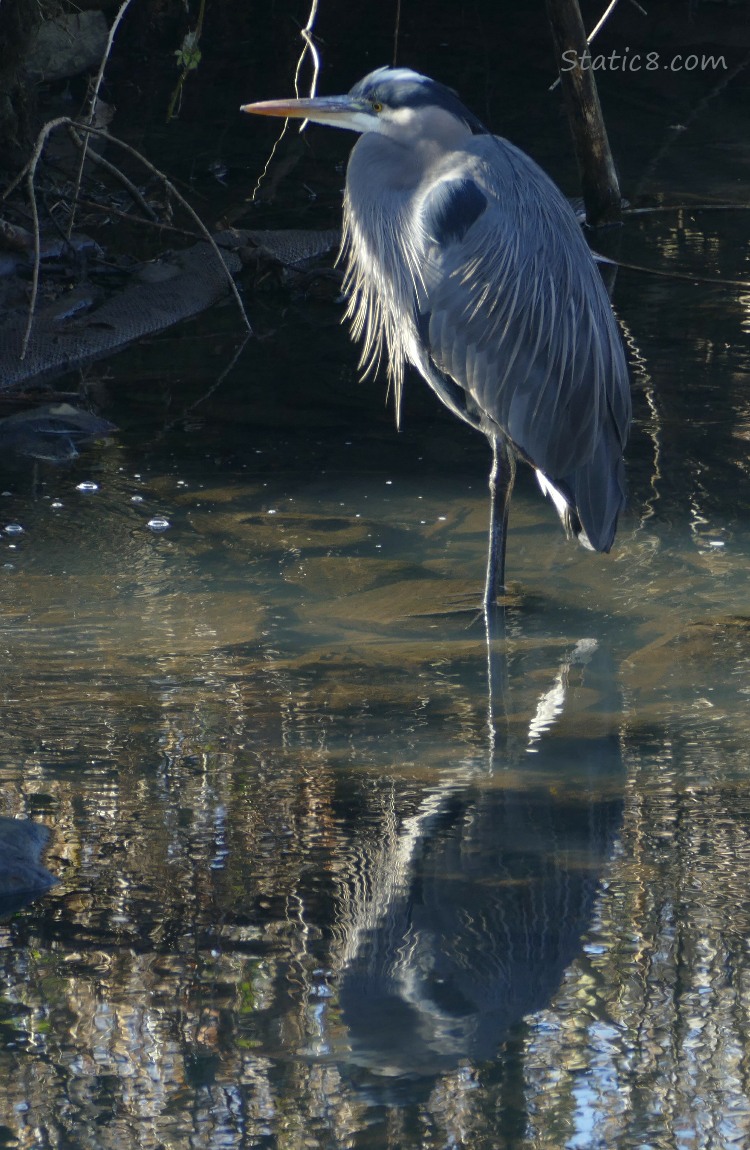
top-left (416, 137), bottom-right (630, 550)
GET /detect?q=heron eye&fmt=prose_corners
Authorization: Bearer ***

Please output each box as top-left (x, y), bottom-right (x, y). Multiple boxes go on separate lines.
top-left (371, 101), bottom-right (383, 113)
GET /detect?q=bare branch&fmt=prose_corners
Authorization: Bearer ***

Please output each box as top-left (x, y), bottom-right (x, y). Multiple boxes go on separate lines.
top-left (550, 0), bottom-right (647, 91)
top-left (77, 122), bottom-right (252, 335)
top-left (597, 250), bottom-right (750, 290)
top-left (66, 124), bottom-right (159, 222)
top-left (294, 0), bottom-right (321, 101)
top-left (13, 116), bottom-right (251, 360)
top-left (18, 116), bottom-right (74, 360)
top-left (68, 0), bottom-right (135, 237)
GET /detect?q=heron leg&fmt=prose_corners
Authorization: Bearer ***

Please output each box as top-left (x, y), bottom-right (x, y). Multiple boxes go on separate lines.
top-left (484, 435), bottom-right (516, 607)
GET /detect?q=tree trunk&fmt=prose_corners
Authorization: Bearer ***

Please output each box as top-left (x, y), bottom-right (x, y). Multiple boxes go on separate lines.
top-left (545, 0), bottom-right (622, 226)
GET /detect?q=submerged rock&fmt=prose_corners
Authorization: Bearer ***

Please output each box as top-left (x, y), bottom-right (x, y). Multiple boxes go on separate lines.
top-left (0, 402), bottom-right (116, 462)
top-left (0, 817), bottom-right (57, 915)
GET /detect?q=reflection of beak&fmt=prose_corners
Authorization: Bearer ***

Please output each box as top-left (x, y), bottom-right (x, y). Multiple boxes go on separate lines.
top-left (240, 95), bottom-right (372, 133)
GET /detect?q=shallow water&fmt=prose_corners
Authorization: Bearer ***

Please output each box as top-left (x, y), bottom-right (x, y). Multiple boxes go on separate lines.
top-left (1, 55), bottom-right (750, 1150)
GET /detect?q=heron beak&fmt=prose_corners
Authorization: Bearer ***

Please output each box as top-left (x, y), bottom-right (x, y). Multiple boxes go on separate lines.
top-left (240, 95), bottom-right (371, 132)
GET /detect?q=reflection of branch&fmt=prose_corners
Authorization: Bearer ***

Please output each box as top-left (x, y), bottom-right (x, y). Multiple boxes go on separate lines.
top-left (617, 315), bottom-right (662, 531)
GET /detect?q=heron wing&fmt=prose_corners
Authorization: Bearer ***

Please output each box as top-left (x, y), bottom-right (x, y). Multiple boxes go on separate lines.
top-left (415, 137), bottom-right (630, 549)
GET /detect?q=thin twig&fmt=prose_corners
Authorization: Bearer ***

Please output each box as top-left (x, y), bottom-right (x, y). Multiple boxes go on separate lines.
top-left (67, 124), bottom-right (159, 221)
top-left (294, 0), bottom-right (321, 129)
top-left (68, 0), bottom-right (135, 238)
top-left (624, 202), bottom-right (750, 216)
top-left (596, 251), bottom-right (750, 290)
top-left (76, 122), bottom-right (252, 333)
top-left (161, 333), bottom-right (252, 438)
top-left (25, 171), bottom-right (41, 363)
top-left (1, 150), bottom-right (37, 204)
top-left (295, 0), bottom-right (320, 98)
top-left (248, 124), bottom-right (291, 204)
top-left (549, 0), bottom-right (647, 91)
top-left (589, 0), bottom-right (624, 45)
top-left (167, 0), bottom-right (206, 121)
top-left (392, 0), bottom-right (402, 66)
top-left (17, 116), bottom-right (251, 358)
top-left (75, 197), bottom-right (200, 239)
top-left (40, 188), bottom-right (75, 248)
top-left (249, 0), bottom-right (320, 203)
top-left (19, 116), bottom-right (74, 360)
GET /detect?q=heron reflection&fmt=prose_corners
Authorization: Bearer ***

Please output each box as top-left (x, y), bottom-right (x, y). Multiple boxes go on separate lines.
top-left (327, 640), bottom-right (623, 1080)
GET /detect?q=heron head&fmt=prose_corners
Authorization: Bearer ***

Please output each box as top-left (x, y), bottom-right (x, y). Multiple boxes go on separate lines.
top-left (240, 67), bottom-right (488, 139)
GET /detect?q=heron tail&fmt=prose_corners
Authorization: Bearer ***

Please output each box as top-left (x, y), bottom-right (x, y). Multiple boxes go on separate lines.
top-left (536, 427), bottom-right (626, 555)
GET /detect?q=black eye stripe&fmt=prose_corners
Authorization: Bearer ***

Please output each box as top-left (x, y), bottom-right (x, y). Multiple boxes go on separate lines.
top-left (349, 70), bottom-right (488, 135)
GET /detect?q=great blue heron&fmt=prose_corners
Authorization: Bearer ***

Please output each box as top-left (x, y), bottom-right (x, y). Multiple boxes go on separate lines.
top-left (242, 68), bottom-right (631, 606)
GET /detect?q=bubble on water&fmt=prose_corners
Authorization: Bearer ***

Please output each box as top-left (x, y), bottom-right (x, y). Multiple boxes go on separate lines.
top-left (51, 501), bottom-right (63, 510)
top-left (147, 517), bottom-right (170, 533)
top-left (76, 481), bottom-right (99, 493)
top-left (130, 495), bottom-right (144, 504)
top-left (4, 524), bottom-right (23, 535)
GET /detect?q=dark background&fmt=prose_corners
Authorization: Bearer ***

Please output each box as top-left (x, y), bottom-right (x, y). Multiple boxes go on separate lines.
top-left (2, 0), bottom-right (742, 221)
top-left (104, 0), bottom-right (749, 209)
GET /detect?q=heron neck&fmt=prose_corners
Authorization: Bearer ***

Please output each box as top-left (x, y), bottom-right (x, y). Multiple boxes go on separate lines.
top-left (348, 110), bottom-right (473, 193)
